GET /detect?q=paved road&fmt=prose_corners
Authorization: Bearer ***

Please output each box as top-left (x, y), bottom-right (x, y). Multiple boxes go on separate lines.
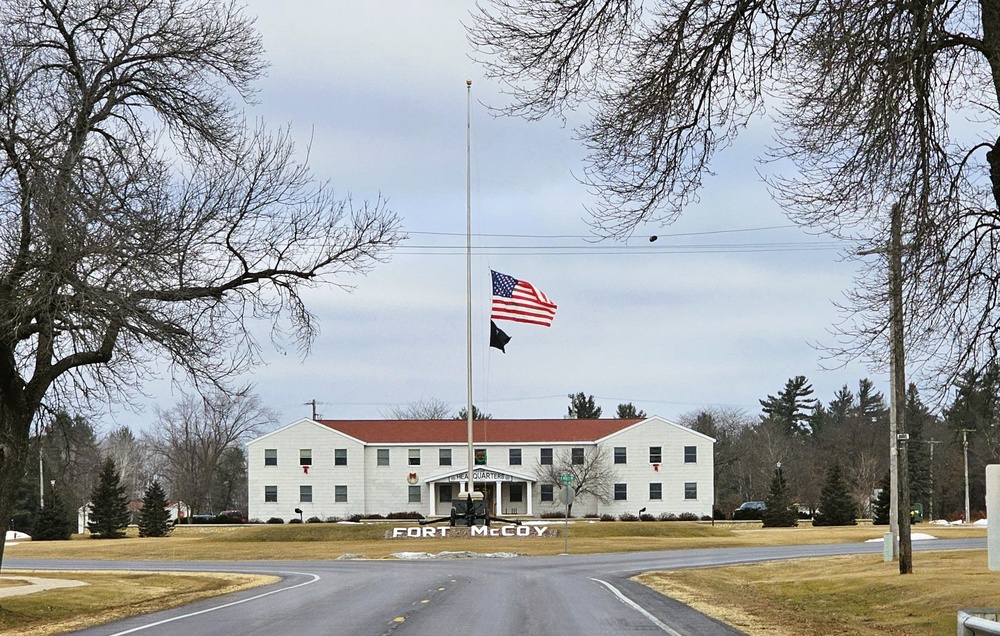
top-left (7, 538), bottom-right (984, 636)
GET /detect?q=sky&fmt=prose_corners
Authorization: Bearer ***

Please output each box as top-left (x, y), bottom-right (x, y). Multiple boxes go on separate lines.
top-left (111, 1), bottom-right (881, 433)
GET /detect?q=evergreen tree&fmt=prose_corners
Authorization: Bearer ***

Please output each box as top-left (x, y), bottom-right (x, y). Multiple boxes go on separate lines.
top-left (616, 403), bottom-right (647, 419)
top-left (33, 486), bottom-right (73, 541)
top-left (87, 458), bottom-right (131, 539)
top-left (905, 384), bottom-right (934, 518)
top-left (812, 461), bottom-right (858, 526)
top-left (759, 375), bottom-right (817, 436)
top-left (567, 392), bottom-right (602, 419)
top-left (872, 472), bottom-right (891, 525)
top-left (138, 481), bottom-right (173, 538)
top-left (762, 465), bottom-right (799, 527)
top-left (454, 405), bottom-right (492, 420)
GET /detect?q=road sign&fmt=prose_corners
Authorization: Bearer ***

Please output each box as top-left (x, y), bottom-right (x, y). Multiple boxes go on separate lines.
top-left (559, 486), bottom-right (575, 506)
top-left (558, 473), bottom-right (575, 484)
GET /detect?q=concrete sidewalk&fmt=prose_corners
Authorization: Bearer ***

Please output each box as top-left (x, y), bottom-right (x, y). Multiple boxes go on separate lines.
top-left (0, 575), bottom-right (88, 598)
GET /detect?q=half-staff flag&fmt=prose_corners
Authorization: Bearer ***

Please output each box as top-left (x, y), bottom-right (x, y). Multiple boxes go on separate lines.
top-left (490, 320), bottom-right (511, 353)
top-left (490, 270), bottom-right (557, 327)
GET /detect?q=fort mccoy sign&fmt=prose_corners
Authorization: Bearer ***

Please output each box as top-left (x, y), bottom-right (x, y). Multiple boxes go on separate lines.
top-left (387, 525), bottom-right (556, 539)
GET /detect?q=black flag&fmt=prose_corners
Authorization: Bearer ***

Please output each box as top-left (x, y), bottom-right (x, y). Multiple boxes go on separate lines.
top-left (490, 320), bottom-right (511, 353)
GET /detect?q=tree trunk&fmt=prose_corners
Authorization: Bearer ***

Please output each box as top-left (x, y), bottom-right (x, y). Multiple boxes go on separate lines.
top-left (0, 402), bottom-right (34, 590)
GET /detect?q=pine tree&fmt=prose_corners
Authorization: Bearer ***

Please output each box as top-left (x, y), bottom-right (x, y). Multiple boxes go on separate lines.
top-left (872, 472), bottom-right (891, 525)
top-left (567, 392), bottom-right (602, 419)
top-left (87, 458), bottom-right (131, 539)
top-left (905, 384), bottom-right (934, 517)
top-left (138, 481), bottom-right (173, 538)
top-left (616, 403), bottom-right (647, 419)
top-left (33, 486), bottom-right (73, 541)
top-left (812, 461), bottom-right (858, 526)
top-left (762, 465), bottom-right (799, 527)
top-left (759, 375), bottom-right (817, 436)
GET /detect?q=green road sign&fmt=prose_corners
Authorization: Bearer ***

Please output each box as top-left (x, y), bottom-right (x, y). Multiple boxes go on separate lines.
top-left (558, 473), bottom-right (575, 484)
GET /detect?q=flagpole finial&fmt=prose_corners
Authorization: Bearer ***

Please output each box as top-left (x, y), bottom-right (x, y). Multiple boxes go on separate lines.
top-left (466, 79), bottom-right (472, 86)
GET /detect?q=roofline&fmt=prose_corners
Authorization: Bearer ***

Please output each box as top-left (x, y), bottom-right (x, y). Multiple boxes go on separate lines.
top-left (596, 415), bottom-right (717, 444)
top-left (247, 418), bottom-right (367, 446)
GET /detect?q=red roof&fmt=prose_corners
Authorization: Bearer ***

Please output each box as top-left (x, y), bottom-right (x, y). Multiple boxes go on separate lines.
top-left (315, 418), bottom-right (642, 444)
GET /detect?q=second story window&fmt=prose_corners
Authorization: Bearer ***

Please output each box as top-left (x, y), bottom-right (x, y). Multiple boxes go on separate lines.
top-left (509, 448), bottom-right (522, 465)
top-left (439, 448), bottom-right (452, 466)
top-left (571, 447), bottom-right (585, 465)
top-left (475, 448), bottom-right (487, 465)
top-left (540, 448), bottom-right (553, 465)
top-left (264, 449), bottom-right (277, 466)
top-left (300, 449), bottom-right (312, 466)
top-left (614, 447), bottom-right (626, 464)
top-left (377, 448), bottom-right (390, 466)
top-left (408, 449), bottom-right (421, 466)
top-left (684, 446), bottom-right (697, 463)
top-left (649, 446), bottom-right (662, 464)
top-left (334, 448), bottom-right (347, 466)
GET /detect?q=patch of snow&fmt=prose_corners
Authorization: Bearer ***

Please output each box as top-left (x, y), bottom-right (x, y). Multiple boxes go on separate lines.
top-left (929, 519), bottom-right (952, 525)
top-left (4, 531), bottom-right (29, 542)
top-left (865, 532), bottom-right (937, 543)
top-left (390, 551), bottom-right (521, 560)
top-left (974, 519), bottom-right (989, 526)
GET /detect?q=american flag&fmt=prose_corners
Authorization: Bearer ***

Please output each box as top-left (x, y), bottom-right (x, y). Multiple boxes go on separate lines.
top-left (491, 270), bottom-right (557, 327)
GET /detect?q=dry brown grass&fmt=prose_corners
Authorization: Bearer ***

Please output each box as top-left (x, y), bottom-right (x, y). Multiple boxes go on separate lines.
top-left (638, 549), bottom-right (998, 635)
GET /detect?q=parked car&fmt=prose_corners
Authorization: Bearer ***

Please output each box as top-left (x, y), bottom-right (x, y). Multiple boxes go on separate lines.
top-left (732, 501), bottom-right (767, 520)
top-left (217, 510), bottom-right (248, 524)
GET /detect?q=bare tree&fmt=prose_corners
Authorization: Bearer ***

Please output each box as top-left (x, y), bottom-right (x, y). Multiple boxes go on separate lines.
top-left (0, 0), bottom-right (400, 567)
top-left (146, 390), bottom-right (276, 514)
top-left (535, 446), bottom-right (617, 515)
top-left (101, 426), bottom-right (149, 501)
top-left (469, 0), bottom-right (1000, 394)
top-left (387, 398), bottom-right (453, 420)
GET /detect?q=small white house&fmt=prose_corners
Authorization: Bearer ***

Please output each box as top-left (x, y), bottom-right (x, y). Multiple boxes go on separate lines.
top-left (247, 416), bottom-right (715, 522)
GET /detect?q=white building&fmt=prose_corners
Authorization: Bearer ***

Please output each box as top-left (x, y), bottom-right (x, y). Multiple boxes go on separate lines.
top-left (247, 416), bottom-right (715, 522)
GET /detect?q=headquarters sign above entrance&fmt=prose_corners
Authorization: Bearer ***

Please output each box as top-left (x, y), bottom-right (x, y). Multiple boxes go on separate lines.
top-left (448, 468), bottom-right (512, 482)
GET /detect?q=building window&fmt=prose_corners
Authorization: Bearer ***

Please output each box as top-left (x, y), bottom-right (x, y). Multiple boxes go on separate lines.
top-left (685, 482), bottom-right (698, 500)
top-left (509, 448), bottom-right (522, 465)
top-left (684, 446), bottom-right (697, 463)
top-left (614, 447), bottom-right (627, 464)
top-left (475, 448), bottom-right (487, 465)
top-left (408, 449), bottom-right (421, 466)
top-left (649, 483), bottom-right (662, 500)
top-left (264, 486), bottom-right (277, 502)
top-left (439, 485), bottom-right (453, 503)
top-left (614, 483), bottom-right (627, 501)
top-left (335, 485), bottom-right (347, 502)
top-left (540, 448), bottom-right (553, 465)
top-left (335, 448), bottom-right (347, 466)
top-left (300, 449), bottom-right (312, 466)
top-left (540, 484), bottom-right (554, 502)
top-left (408, 485), bottom-right (422, 503)
top-left (300, 485), bottom-right (312, 503)
top-left (439, 448), bottom-right (452, 466)
top-left (649, 446), bottom-right (662, 463)
top-left (264, 449), bottom-right (277, 466)
top-left (509, 483), bottom-right (523, 503)
top-left (377, 448), bottom-right (390, 466)
top-left (571, 447), bottom-right (585, 465)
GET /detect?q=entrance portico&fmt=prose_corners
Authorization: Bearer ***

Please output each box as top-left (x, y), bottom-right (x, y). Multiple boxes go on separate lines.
top-left (425, 466), bottom-right (536, 517)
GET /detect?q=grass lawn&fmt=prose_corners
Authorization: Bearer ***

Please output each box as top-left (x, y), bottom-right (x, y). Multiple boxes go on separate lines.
top-left (0, 521), bottom-right (989, 635)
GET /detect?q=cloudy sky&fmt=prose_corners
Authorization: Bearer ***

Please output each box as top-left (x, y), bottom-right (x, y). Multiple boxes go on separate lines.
top-left (113, 1), bottom-right (881, 432)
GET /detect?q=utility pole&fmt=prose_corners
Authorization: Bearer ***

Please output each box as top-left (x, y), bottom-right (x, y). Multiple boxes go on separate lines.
top-left (304, 400), bottom-right (318, 420)
top-left (962, 429), bottom-right (974, 522)
top-left (925, 439), bottom-right (940, 521)
top-left (889, 202), bottom-right (912, 574)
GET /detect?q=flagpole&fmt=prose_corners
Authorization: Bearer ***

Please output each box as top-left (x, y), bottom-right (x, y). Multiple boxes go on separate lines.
top-left (465, 79), bottom-right (474, 497)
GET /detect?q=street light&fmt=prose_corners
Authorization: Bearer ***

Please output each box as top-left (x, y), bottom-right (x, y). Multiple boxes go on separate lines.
top-left (294, 508), bottom-right (303, 523)
top-left (638, 507), bottom-right (646, 520)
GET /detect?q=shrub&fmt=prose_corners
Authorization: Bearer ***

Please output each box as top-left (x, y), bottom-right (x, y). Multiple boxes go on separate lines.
top-left (600, 514), bottom-right (615, 521)
top-left (540, 511), bottom-right (566, 519)
top-left (306, 516), bottom-right (323, 523)
top-left (266, 517), bottom-right (284, 524)
top-left (288, 518), bottom-right (302, 524)
top-left (618, 512), bottom-right (638, 521)
top-left (639, 513), bottom-right (656, 522)
top-left (657, 512), bottom-right (678, 522)
top-left (324, 516), bottom-right (341, 523)
top-left (678, 512), bottom-right (699, 521)
top-left (248, 518), bottom-right (264, 524)
top-left (584, 513), bottom-right (599, 519)
top-left (347, 514), bottom-right (365, 523)
top-left (701, 515), bottom-right (713, 521)
top-left (385, 511), bottom-right (424, 520)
